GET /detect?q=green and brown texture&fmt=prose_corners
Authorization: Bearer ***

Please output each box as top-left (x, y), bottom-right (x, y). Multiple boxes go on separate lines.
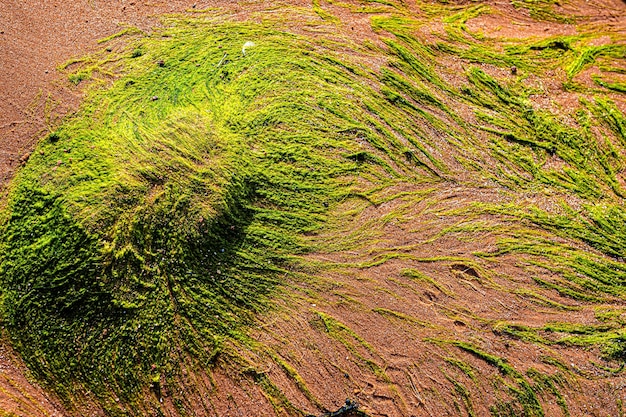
top-left (1, 0), bottom-right (626, 416)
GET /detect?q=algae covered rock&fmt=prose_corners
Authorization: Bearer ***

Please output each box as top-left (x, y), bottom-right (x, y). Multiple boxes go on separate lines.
top-left (0, 20), bottom-right (382, 412)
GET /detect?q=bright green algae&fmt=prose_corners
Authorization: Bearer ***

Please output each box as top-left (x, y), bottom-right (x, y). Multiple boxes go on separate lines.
top-left (2, 1), bottom-right (626, 416)
top-left (0, 18), bottom-right (439, 414)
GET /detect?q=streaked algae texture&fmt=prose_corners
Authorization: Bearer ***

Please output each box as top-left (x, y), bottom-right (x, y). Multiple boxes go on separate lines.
top-left (0, 15), bottom-right (438, 415)
top-left (2, 1), bottom-right (626, 416)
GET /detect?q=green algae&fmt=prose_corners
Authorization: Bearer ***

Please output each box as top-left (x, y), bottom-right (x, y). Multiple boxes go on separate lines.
top-left (2, 0), bottom-right (626, 415)
top-left (1, 19), bottom-right (401, 413)
top-left (511, 0), bottom-right (574, 24)
top-left (431, 339), bottom-right (549, 417)
top-left (0, 7), bottom-right (455, 412)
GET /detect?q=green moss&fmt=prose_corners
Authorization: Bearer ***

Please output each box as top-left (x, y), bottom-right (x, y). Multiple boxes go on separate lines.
top-left (493, 319), bottom-right (626, 362)
top-left (68, 71), bottom-right (91, 85)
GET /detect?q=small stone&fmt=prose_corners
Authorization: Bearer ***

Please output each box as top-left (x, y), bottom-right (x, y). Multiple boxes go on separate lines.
top-left (106, 47), bottom-right (113, 52)
top-left (242, 41), bottom-right (256, 56)
top-left (511, 65), bottom-right (518, 75)
top-left (151, 96), bottom-right (159, 101)
top-left (157, 60), bottom-right (165, 67)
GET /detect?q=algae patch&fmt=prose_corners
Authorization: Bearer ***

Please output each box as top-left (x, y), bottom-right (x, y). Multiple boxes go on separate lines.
top-left (0, 21), bottom-right (376, 412)
top-left (0, 15), bottom-right (437, 414)
top-left (2, 1), bottom-right (626, 416)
